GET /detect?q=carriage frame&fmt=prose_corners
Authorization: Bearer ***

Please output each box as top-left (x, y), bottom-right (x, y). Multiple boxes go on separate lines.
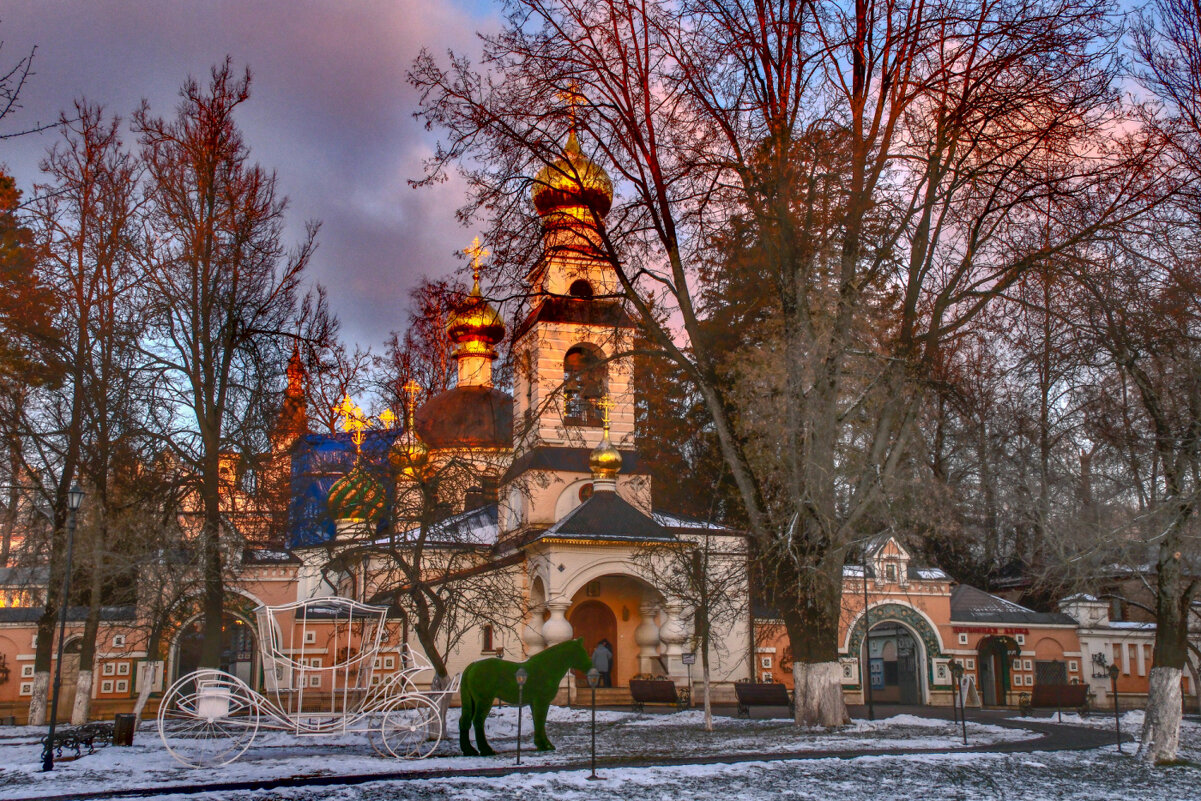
top-left (157, 597), bottom-right (460, 768)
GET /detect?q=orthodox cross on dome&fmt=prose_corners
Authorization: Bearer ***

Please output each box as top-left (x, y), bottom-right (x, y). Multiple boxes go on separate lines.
top-left (401, 379), bottom-right (422, 428)
top-left (558, 79), bottom-right (585, 132)
top-left (464, 236), bottom-right (490, 288)
top-left (336, 395), bottom-right (397, 454)
top-left (595, 394), bottom-right (615, 432)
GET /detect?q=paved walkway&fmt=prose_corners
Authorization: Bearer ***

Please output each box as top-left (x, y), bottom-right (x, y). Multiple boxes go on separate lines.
top-left (3, 706), bottom-right (1130, 801)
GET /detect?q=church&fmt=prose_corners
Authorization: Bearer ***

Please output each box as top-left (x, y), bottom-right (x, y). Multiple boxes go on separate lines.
top-left (0, 128), bottom-right (1166, 723)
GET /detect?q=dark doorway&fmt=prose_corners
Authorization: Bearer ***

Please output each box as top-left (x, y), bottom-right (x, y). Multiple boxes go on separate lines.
top-left (861, 622), bottom-right (923, 705)
top-left (569, 600), bottom-right (617, 685)
top-left (173, 614), bottom-right (258, 687)
top-left (977, 637), bottom-right (1014, 706)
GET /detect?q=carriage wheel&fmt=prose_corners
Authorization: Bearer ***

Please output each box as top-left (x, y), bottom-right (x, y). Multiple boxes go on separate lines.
top-left (379, 695), bottom-right (442, 759)
top-left (157, 669), bottom-right (261, 768)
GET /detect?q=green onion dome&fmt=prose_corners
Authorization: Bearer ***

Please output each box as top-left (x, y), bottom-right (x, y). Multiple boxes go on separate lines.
top-left (327, 463), bottom-right (385, 523)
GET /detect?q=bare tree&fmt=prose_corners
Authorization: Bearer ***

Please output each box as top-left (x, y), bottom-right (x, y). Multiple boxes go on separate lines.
top-left (135, 60), bottom-right (318, 669)
top-left (633, 519), bottom-right (748, 731)
top-left (412, 0), bottom-right (1164, 724)
top-left (32, 101), bottom-right (147, 723)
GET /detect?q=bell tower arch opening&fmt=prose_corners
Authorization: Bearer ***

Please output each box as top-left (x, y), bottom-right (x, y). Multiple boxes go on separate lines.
top-left (563, 344), bottom-right (607, 427)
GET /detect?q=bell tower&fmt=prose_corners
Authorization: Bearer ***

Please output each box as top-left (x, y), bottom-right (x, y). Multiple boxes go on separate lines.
top-left (501, 121), bottom-right (648, 535)
top-left (511, 126), bottom-right (636, 456)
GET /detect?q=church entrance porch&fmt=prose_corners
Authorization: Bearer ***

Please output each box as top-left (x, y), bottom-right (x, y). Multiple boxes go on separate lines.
top-left (569, 600), bottom-right (617, 686)
top-left (862, 622), bottom-right (923, 705)
top-left (524, 566), bottom-right (691, 705)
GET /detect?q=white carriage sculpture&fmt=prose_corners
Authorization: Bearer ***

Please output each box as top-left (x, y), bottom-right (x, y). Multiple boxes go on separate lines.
top-left (157, 597), bottom-right (460, 767)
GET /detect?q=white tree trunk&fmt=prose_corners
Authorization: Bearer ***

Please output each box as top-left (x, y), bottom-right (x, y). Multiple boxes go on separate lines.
top-left (27, 671), bottom-right (50, 726)
top-left (131, 661), bottom-right (161, 720)
top-left (792, 661), bottom-right (850, 727)
top-left (429, 673), bottom-right (453, 740)
top-left (71, 670), bottom-right (93, 724)
top-left (702, 665), bottom-right (712, 732)
top-left (1139, 666), bottom-right (1182, 764)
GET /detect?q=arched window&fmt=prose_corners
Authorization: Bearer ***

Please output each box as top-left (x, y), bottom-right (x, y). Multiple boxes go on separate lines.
top-left (563, 344), bottom-right (606, 426)
top-left (568, 279), bottom-right (594, 298)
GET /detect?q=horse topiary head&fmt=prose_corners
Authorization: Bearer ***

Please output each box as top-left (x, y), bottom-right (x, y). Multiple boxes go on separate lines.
top-left (564, 637), bottom-right (592, 672)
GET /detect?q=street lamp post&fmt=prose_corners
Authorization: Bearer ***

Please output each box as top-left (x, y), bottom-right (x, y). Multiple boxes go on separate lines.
top-left (949, 660), bottom-right (967, 746)
top-left (586, 667), bottom-right (602, 781)
top-left (42, 482), bottom-right (85, 772)
top-left (1108, 663), bottom-right (1122, 753)
top-left (861, 552), bottom-right (874, 721)
top-left (515, 667), bottom-right (528, 766)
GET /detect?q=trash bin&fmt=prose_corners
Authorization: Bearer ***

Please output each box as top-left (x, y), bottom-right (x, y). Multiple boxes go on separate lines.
top-left (113, 713), bottom-right (136, 746)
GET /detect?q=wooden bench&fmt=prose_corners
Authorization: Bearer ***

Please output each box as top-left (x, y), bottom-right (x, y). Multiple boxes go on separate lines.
top-left (734, 681), bottom-right (794, 718)
top-left (1019, 683), bottom-right (1089, 717)
top-left (629, 678), bottom-right (690, 712)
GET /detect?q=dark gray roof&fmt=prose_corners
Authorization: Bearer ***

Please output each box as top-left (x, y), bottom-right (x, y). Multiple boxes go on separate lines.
top-left (502, 446), bottom-right (648, 484)
top-left (950, 585), bottom-right (1076, 626)
top-left (0, 605), bottom-right (136, 624)
top-left (385, 504), bottom-right (499, 548)
top-left (536, 491), bottom-right (675, 543)
top-left (0, 565), bottom-right (49, 586)
top-left (513, 297), bottom-right (637, 343)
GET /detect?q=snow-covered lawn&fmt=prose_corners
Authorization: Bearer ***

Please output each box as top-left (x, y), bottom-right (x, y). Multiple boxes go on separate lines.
top-left (0, 708), bottom-right (1034, 799)
top-left (101, 717), bottom-right (1201, 801)
top-left (46, 746), bottom-right (1201, 801)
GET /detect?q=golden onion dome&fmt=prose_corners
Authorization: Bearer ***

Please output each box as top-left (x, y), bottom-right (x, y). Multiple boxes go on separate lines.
top-left (531, 131), bottom-right (613, 219)
top-left (446, 280), bottom-right (505, 355)
top-left (327, 463), bottom-right (385, 523)
top-left (389, 427), bottom-right (430, 479)
top-left (589, 429), bottom-right (622, 482)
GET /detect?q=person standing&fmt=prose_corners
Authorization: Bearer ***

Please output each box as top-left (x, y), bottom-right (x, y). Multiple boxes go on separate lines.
top-left (591, 640), bottom-right (613, 687)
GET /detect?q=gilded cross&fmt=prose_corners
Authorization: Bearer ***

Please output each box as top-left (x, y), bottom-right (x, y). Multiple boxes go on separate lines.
top-left (464, 237), bottom-right (490, 286)
top-left (401, 380), bottom-right (422, 427)
top-left (558, 79), bottom-right (585, 131)
top-left (596, 395), bottom-right (615, 430)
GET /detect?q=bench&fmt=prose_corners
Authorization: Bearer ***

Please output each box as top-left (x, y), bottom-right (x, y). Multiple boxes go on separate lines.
top-left (1018, 683), bottom-right (1089, 717)
top-left (42, 722), bottom-right (114, 760)
top-left (629, 678), bottom-right (690, 712)
top-left (734, 681), bottom-right (794, 718)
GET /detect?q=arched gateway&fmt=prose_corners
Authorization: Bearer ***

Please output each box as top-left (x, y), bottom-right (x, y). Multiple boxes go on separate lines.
top-left (845, 602), bottom-right (947, 705)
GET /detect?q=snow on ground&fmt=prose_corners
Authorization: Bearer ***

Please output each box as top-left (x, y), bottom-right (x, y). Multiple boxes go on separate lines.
top-left (0, 708), bottom-right (1033, 799)
top-left (1014, 709), bottom-right (1146, 730)
top-left (99, 745), bottom-right (1201, 801)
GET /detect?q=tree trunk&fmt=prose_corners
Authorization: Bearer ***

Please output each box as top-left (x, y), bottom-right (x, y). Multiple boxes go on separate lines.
top-left (1140, 666), bottom-right (1182, 763)
top-left (1141, 533), bottom-right (1191, 763)
top-left (779, 557), bottom-right (849, 727)
top-left (702, 662), bottom-right (712, 732)
top-left (71, 670), bottom-right (94, 725)
top-left (792, 661), bottom-right (849, 727)
top-left (428, 672), bottom-right (453, 740)
top-left (131, 661), bottom-right (162, 720)
top-left (27, 671), bottom-right (50, 726)
top-left (72, 526), bottom-right (104, 724)
top-left (200, 467), bottom-right (224, 668)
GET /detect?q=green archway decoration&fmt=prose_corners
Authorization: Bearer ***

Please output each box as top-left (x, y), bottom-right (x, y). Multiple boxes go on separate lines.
top-left (845, 603), bottom-right (948, 689)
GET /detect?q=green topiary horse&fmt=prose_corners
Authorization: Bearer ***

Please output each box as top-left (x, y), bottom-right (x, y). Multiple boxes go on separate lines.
top-left (458, 638), bottom-right (591, 756)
